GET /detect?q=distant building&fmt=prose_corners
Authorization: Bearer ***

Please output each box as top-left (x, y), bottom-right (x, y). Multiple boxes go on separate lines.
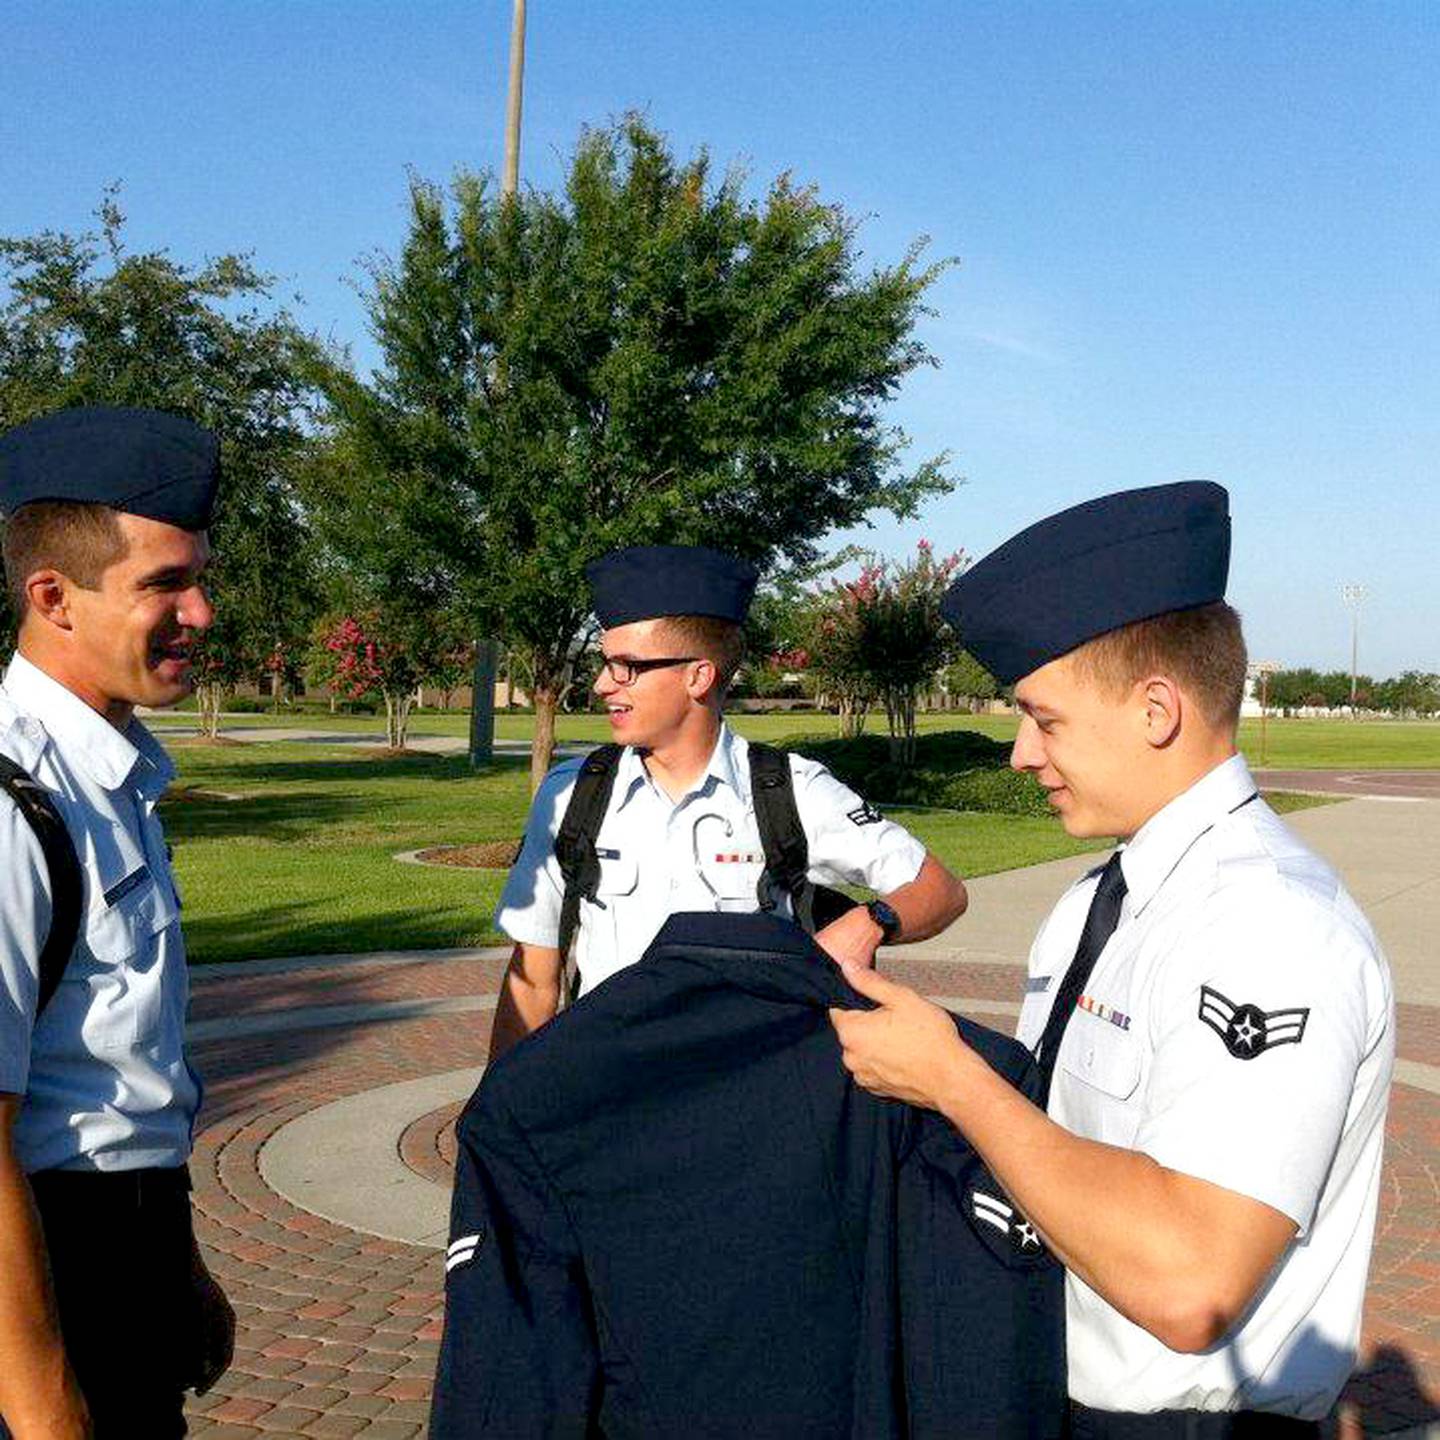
top-left (1242, 660), bottom-right (1281, 718)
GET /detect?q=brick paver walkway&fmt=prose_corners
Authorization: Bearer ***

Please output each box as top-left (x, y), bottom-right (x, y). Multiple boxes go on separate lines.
top-left (181, 950), bottom-right (1439, 1437)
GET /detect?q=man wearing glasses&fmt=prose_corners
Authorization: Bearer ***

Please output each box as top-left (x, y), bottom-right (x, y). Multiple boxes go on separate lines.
top-left (490, 544), bottom-right (968, 1055)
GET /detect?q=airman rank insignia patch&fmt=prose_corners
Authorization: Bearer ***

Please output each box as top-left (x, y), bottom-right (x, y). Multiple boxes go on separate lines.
top-left (847, 801), bottom-right (884, 826)
top-left (1199, 986), bottom-right (1309, 1060)
top-left (445, 1228), bottom-right (486, 1273)
top-left (971, 1187), bottom-right (1045, 1257)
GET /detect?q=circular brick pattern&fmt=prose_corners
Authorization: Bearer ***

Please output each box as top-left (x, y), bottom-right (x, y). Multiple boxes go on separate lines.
top-left (185, 1013), bottom-right (492, 1436)
top-left (182, 954), bottom-right (1440, 1436)
top-left (397, 1103), bottom-right (463, 1190)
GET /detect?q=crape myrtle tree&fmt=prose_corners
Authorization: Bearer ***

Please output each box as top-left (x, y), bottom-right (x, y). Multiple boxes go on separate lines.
top-left (805, 574), bottom-right (876, 738)
top-left (310, 610), bottom-right (468, 749)
top-left (854, 541), bottom-right (963, 763)
top-left (302, 437), bottom-right (477, 749)
top-left (739, 555), bottom-right (856, 700)
top-left (0, 192), bottom-right (320, 717)
top-left (311, 117), bottom-right (954, 791)
top-left (809, 542), bottom-right (961, 761)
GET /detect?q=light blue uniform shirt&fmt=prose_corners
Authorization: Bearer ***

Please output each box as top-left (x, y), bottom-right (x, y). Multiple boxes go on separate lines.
top-left (497, 723), bottom-right (927, 996)
top-left (1015, 755), bottom-right (1393, 1419)
top-left (0, 653), bottom-right (200, 1172)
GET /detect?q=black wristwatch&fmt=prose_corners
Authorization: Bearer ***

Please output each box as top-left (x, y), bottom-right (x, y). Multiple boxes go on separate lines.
top-left (866, 898), bottom-right (901, 945)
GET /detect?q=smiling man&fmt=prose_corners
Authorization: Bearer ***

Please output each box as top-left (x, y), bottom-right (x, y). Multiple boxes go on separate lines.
top-left (0, 407), bottom-right (233, 1438)
top-left (490, 543), bottom-right (967, 1055)
top-left (830, 483), bottom-right (1393, 1437)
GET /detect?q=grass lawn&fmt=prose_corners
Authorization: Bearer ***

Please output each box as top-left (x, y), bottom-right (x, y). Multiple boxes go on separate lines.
top-left (164, 732), bottom-right (1337, 965)
top-left (1235, 717), bottom-right (1440, 769)
top-left (149, 708), bottom-right (1440, 770)
top-left (164, 745), bottom-right (528, 964)
top-left (163, 739), bottom-right (1109, 965)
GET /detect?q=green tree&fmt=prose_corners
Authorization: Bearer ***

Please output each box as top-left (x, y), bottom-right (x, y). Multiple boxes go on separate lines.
top-left (943, 648), bottom-right (1000, 711)
top-left (0, 192), bottom-right (321, 724)
top-left (1265, 668), bottom-right (1321, 714)
top-left (311, 117), bottom-right (954, 789)
top-left (1374, 671), bottom-right (1440, 716)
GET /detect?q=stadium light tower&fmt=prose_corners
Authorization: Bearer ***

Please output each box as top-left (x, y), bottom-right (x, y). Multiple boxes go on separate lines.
top-left (1341, 583), bottom-right (1368, 713)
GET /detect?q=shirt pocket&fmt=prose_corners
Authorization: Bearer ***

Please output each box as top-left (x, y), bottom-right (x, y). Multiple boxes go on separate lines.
top-left (703, 856), bottom-right (766, 913)
top-left (1058, 1010), bottom-right (1142, 1103)
top-left (79, 872), bottom-right (176, 1051)
top-left (581, 851), bottom-right (639, 975)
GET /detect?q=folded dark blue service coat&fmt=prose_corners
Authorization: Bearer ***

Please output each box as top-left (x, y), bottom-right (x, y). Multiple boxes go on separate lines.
top-left (431, 912), bottom-right (1065, 1439)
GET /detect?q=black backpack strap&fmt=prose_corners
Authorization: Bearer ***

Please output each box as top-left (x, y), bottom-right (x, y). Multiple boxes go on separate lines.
top-left (748, 742), bottom-right (811, 915)
top-left (748, 743), bottom-right (861, 935)
top-left (0, 754), bottom-right (83, 1019)
top-left (552, 743), bottom-right (623, 1004)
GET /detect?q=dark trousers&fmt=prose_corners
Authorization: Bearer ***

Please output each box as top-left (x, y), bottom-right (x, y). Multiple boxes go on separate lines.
top-left (1070, 1401), bottom-right (1322, 1438)
top-left (24, 1166), bottom-right (197, 1439)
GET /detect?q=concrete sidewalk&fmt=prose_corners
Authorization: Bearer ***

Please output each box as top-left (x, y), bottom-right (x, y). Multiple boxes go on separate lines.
top-left (180, 797), bottom-right (1440, 1437)
top-left (904, 795), bottom-right (1439, 1001)
top-left (149, 721), bottom-right (581, 760)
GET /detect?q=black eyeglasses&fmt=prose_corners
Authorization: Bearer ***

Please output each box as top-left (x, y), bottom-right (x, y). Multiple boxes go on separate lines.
top-left (598, 655), bottom-right (700, 687)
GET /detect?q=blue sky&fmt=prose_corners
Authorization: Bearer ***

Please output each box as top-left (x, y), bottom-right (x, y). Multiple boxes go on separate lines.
top-left (4, 1), bottom-right (1436, 676)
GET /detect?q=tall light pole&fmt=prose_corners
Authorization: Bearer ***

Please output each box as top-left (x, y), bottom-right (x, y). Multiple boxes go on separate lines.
top-left (1341, 583), bottom-right (1368, 714)
top-left (469, 0), bottom-right (528, 768)
top-left (503, 0), bottom-right (527, 200)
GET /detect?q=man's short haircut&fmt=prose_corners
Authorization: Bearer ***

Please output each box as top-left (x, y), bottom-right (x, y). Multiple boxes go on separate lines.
top-left (1069, 602), bottom-right (1248, 730)
top-left (655, 615), bottom-right (745, 697)
top-left (2, 502), bottom-right (129, 613)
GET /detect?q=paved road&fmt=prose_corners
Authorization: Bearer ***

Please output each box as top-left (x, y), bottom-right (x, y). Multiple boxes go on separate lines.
top-left (1255, 770), bottom-right (1440, 799)
top-left (176, 795), bottom-right (1440, 1437)
top-left (151, 722), bottom-right (538, 758)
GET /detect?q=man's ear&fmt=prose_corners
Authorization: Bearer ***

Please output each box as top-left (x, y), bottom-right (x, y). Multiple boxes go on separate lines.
top-left (686, 657), bottom-right (720, 704)
top-left (23, 569), bottom-right (74, 631)
top-left (1140, 675), bottom-right (1182, 748)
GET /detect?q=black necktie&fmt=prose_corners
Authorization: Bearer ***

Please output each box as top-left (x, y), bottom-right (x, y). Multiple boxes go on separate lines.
top-left (1033, 852), bottom-right (1127, 1107)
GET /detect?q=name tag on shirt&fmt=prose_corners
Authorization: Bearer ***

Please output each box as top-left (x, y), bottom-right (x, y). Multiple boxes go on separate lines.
top-left (1025, 975), bottom-right (1052, 995)
top-left (103, 866), bottom-right (149, 909)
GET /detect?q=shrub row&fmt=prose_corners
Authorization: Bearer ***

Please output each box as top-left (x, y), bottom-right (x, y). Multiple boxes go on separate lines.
top-left (782, 729), bottom-right (1050, 817)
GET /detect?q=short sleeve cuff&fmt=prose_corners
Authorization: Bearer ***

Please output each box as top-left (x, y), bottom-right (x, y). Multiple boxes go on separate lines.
top-left (494, 901), bottom-right (562, 951)
top-left (1141, 1131), bottom-right (1316, 1233)
top-left (864, 828), bottom-right (927, 894)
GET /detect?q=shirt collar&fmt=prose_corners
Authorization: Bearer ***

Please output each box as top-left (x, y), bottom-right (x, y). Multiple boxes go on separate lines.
top-left (613, 744), bottom-right (650, 810)
top-left (613, 722), bottom-right (744, 812)
top-left (708, 723), bottom-right (747, 801)
top-left (2, 652), bottom-right (174, 798)
top-left (1118, 753), bottom-right (1257, 916)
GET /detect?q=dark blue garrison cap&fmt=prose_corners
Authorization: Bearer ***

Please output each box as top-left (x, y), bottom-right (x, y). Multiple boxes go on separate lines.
top-left (0, 406), bottom-right (220, 529)
top-left (586, 544), bottom-right (759, 628)
top-left (940, 481), bottom-right (1230, 685)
